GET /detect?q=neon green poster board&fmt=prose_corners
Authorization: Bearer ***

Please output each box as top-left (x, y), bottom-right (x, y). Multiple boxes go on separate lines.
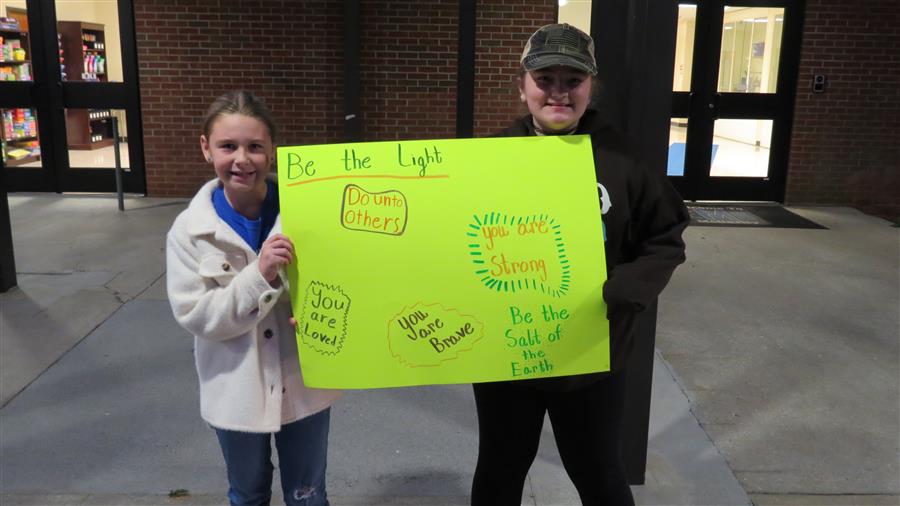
top-left (277, 136), bottom-right (609, 389)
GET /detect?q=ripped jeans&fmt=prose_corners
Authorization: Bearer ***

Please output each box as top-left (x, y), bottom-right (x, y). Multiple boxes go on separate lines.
top-left (214, 408), bottom-right (331, 506)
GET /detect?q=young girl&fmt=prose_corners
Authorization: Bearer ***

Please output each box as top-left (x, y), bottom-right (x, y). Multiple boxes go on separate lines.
top-left (471, 24), bottom-right (690, 505)
top-left (166, 90), bottom-right (341, 506)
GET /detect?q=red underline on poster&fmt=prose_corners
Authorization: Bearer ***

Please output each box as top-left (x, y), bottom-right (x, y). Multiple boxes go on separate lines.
top-left (287, 174), bottom-right (450, 187)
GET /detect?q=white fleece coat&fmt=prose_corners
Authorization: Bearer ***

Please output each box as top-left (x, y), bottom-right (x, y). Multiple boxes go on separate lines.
top-left (166, 179), bottom-right (340, 433)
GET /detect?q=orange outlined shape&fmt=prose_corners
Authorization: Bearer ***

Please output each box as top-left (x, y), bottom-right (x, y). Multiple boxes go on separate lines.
top-left (387, 302), bottom-right (485, 368)
top-left (287, 173), bottom-right (449, 187)
top-left (340, 184), bottom-right (409, 236)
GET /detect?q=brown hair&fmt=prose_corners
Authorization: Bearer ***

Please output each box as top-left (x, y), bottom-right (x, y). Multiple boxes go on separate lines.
top-left (202, 90), bottom-right (278, 144)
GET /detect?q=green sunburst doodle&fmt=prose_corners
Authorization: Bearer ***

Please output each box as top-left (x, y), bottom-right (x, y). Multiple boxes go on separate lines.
top-left (466, 213), bottom-right (570, 297)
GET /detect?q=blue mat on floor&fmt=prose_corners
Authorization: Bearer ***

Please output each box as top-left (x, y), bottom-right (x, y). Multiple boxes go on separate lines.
top-left (667, 143), bottom-right (719, 176)
top-left (668, 143), bottom-right (685, 176)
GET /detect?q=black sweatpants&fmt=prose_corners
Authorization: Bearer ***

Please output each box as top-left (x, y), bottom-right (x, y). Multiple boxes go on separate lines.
top-left (471, 372), bottom-right (634, 506)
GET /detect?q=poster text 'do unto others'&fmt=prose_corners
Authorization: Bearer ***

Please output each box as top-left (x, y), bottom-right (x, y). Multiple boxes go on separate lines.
top-left (277, 136), bottom-right (610, 389)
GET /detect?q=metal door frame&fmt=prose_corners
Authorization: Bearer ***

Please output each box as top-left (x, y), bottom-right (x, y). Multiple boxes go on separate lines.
top-left (2, 0), bottom-right (145, 194)
top-left (670, 0), bottom-right (805, 202)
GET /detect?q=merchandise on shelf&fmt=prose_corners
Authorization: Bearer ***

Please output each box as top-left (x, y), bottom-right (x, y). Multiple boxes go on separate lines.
top-left (82, 32), bottom-right (104, 50)
top-left (2, 109), bottom-right (38, 139)
top-left (2, 111), bottom-right (13, 139)
top-left (1, 36), bottom-right (22, 61)
top-left (0, 33), bottom-right (32, 81)
top-left (5, 148), bottom-right (29, 159)
top-left (58, 33), bottom-right (66, 79)
top-left (59, 21), bottom-right (108, 85)
top-left (1, 108), bottom-right (41, 163)
top-left (81, 53), bottom-right (105, 80)
top-left (0, 63), bottom-right (29, 81)
top-left (4, 141), bottom-right (40, 160)
top-left (57, 22), bottom-right (113, 150)
top-left (0, 17), bottom-right (20, 31)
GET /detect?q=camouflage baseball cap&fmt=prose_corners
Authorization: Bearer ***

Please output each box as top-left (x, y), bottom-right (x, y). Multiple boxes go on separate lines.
top-left (520, 23), bottom-right (597, 75)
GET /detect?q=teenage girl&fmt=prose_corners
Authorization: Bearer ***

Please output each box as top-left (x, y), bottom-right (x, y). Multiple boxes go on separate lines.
top-left (471, 24), bottom-right (690, 506)
top-left (167, 90), bottom-right (341, 506)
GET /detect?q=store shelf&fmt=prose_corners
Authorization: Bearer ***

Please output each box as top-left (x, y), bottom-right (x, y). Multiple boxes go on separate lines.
top-left (67, 138), bottom-right (114, 151)
top-left (4, 154), bottom-right (40, 167)
top-left (58, 21), bottom-right (112, 150)
top-left (1, 24), bottom-right (32, 81)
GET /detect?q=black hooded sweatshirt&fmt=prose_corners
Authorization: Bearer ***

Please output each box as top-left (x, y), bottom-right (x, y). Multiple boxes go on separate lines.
top-left (496, 109), bottom-right (690, 391)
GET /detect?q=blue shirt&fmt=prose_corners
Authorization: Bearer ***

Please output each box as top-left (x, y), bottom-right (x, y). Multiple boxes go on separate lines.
top-left (212, 180), bottom-right (279, 253)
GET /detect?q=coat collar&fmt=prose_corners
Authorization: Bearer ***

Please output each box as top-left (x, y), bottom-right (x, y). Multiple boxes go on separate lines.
top-left (185, 179), bottom-right (225, 237)
top-left (184, 178), bottom-right (282, 249)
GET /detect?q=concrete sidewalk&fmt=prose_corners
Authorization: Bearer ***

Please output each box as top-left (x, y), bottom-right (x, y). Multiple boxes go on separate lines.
top-left (1, 194), bottom-right (897, 505)
top-left (657, 207), bottom-right (900, 506)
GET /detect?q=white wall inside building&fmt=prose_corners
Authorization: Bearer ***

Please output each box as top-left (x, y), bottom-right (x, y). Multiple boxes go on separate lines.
top-left (557, 0), bottom-right (592, 35)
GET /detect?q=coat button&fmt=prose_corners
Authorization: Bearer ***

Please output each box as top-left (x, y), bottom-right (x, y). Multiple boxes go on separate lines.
top-left (264, 329), bottom-right (274, 339)
top-left (264, 294), bottom-right (272, 303)
top-left (221, 262), bottom-right (231, 271)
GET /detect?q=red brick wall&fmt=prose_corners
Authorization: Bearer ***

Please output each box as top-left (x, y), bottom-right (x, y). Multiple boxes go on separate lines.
top-left (136, 1), bottom-right (555, 197)
top-left (473, 1), bottom-right (556, 136)
top-left (136, 0), bottom-right (344, 197)
top-left (136, 1), bottom-right (900, 219)
top-left (358, 0), bottom-right (457, 141)
top-left (786, 0), bottom-right (900, 220)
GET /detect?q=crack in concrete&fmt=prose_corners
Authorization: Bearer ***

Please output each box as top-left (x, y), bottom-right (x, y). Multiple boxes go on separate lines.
top-left (16, 271), bottom-right (75, 276)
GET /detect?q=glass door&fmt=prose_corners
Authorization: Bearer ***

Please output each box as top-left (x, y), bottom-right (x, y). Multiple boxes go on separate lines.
top-left (667, 0), bottom-right (803, 201)
top-left (1, 0), bottom-right (144, 193)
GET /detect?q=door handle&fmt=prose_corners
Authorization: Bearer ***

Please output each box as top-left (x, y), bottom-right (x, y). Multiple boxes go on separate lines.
top-left (708, 93), bottom-right (721, 117)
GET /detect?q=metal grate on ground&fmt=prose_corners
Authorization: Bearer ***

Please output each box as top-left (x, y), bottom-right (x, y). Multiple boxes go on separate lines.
top-left (687, 205), bottom-right (826, 229)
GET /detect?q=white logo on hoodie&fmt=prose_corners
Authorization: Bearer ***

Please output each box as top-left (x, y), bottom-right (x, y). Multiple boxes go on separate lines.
top-left (597, 183), bottom-right (612, 214)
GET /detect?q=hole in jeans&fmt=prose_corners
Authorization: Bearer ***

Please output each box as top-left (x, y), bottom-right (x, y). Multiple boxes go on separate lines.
top-left (292, 486), bottom-right (316, 502)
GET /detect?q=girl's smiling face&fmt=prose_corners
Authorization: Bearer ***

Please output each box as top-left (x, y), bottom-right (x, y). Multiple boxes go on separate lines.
top-left (520, 66), bottom-right (592, 133)
top-left (200, 113), bottom-right (274, 202)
